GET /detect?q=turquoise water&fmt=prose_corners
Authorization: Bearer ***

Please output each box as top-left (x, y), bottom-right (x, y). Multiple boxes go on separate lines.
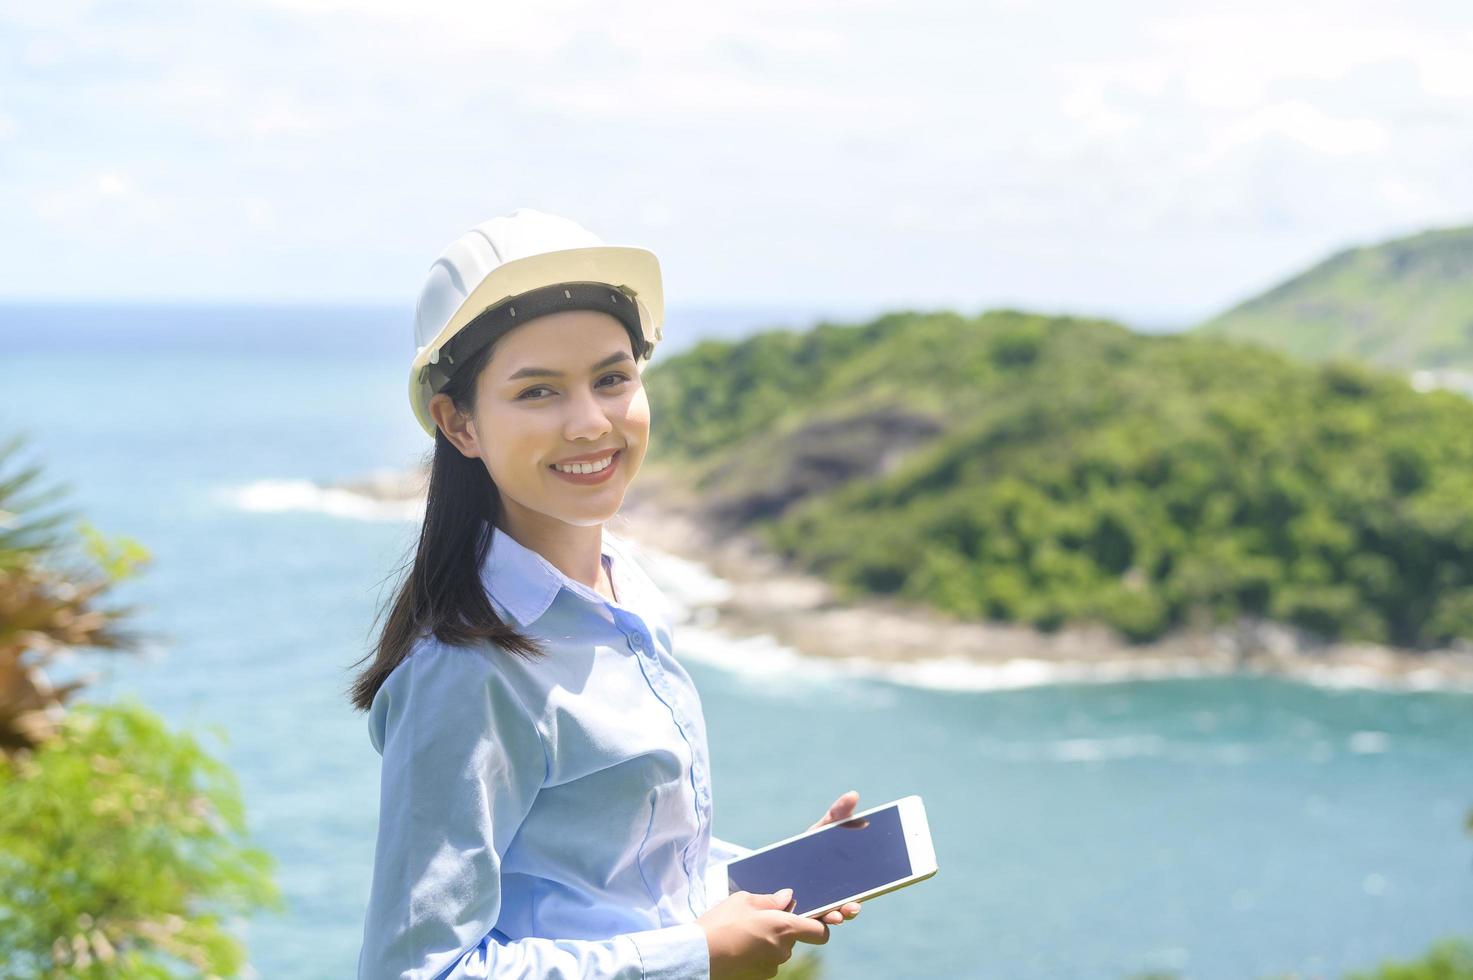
top-left (2, 306), bottom-right (1471, 979)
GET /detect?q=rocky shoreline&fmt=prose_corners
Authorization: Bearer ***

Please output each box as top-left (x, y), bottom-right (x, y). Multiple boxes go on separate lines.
top-left (332, 466), bottom-right (1473, 691)
top-left (611, 470), bottom-right (1473, 692)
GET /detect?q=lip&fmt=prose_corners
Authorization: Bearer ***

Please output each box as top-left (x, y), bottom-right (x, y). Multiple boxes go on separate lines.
top-left (547, 449), bottom-right (621, 485)
top-left (550, 447), bottom-right (624, 464)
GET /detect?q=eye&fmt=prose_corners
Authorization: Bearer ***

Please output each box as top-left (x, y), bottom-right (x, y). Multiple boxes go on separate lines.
top-left (515, 375), bottom-right (624, 403)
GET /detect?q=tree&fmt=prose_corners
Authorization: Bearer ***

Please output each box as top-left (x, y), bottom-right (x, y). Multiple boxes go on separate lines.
top-left (0, 432), bottom-right (148, 752)
top-left (0, 432), bottom-right (282, 975)
top-left (0, 700), bottom-right (282, 976)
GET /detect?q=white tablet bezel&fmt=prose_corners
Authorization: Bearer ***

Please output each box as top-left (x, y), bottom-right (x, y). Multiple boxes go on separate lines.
top-left (707, 795), bottom-right (938, 919)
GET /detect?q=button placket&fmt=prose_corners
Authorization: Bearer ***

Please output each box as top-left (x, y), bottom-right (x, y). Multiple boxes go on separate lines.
top-left (623, 612), bottom-right (710, 908)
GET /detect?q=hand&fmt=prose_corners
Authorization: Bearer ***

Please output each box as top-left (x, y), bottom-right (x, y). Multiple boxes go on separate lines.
top-left (697, 888), bottom-right (830, 980)
top-left (806, 790), bottom-right (865, 926)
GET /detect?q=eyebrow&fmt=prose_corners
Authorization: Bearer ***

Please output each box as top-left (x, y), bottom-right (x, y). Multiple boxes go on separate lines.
top-left (507, 350), bottom-right (634, 381)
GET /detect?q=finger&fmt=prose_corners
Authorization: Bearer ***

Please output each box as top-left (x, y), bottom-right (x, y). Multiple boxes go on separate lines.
top-left (828, 790), bottom-right (859, 820)
top-left (811, 790), bottom-right (861, 830)
top-left (757, 889), bottom-right (793, 910)
top-left (820, 901), bottom-right (861, 925)
top-left (789, 915), bottom-right (831, 945)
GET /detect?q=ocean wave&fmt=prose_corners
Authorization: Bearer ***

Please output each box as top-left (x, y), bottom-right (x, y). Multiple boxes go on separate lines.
top-left (973, 734), bottom-right (1171, 763)
top-left (633, 546), bottom-right (734, 609)
top-left (222, 479), bottom-right (424, 522)
top-left (674, 629), bottom-right (1236, 693)
top-left (1347, 730), bottom-right (1391, 754)
top-left (1295, 662), bottom-right (1462, 693)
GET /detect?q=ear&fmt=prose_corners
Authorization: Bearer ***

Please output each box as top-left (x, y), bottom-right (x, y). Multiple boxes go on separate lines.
top-left (428, 393), bottom-right (481, 459)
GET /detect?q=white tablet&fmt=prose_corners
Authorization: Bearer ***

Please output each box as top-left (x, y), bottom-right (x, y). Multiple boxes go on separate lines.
top-left (707, 795), bottom-right (938, 919)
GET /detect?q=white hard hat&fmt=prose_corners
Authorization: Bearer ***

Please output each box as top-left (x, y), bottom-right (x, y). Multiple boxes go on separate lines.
top-left (408, 207), bottom-right (664, 437)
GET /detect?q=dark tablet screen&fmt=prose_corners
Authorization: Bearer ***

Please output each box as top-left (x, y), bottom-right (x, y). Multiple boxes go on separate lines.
top-left (724, 804), bottom-right (911, 916)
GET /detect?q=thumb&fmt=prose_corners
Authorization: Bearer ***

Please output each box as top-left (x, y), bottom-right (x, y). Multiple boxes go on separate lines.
top-left (762, 888), bottom-right (794, 909)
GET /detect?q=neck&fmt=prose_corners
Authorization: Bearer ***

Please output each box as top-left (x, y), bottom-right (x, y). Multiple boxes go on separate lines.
top-left (496, 506), bottom-right (605, 591)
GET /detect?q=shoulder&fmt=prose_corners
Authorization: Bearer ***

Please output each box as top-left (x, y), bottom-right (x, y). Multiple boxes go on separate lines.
top-left (394, 631), bottom-right (508, 684)
top-left (367, 633), bottom-right (547, 753)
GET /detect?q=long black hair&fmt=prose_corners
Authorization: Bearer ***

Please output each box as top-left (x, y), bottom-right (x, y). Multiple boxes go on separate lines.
top-left (345, 336), bottom-right (547, 713)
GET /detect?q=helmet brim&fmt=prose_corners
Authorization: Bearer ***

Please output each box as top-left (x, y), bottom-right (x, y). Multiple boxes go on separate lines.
top-left (407, 245), bottom-right (663, 438)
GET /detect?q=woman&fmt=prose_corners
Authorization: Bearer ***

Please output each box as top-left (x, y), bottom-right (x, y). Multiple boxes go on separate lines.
top-left (349, 208), bottom-right (862, 979)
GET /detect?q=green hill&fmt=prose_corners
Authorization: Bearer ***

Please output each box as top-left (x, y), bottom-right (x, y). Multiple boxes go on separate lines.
top-left (1199, 225), bottom-right (1473, 372)
top-left (645, 310), bottom-right (1473, 647)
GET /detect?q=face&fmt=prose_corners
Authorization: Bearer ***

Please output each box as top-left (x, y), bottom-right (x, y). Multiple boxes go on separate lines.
top-left (429, 309), bottom-right (650, 533)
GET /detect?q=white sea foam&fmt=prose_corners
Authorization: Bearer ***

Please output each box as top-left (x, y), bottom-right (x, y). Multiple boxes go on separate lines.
top-left (968, 734), bottom-right (1260, 765)
top-left (635, 545), bottom-right (734, 611)
top-left (1348, 731), bottom-right (1391, 754)
top-left (1045, 734), bottom-right (1169, 762)
top-left (672, 624), bottom-right (1240, 694)
top-left (223, 479), bottom-right (424, 522)
top-left (1298, 662), bottom-right (1467, 692)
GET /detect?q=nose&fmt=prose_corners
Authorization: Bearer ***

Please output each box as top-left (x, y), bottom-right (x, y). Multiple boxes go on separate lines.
top-left (562, 383), bottom-right (614, 443)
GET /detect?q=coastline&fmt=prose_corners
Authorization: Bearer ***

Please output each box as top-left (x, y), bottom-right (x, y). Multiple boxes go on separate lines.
top-left (324, 466), bottom-right (1473, 692)
top-left (611, 469), bottom-right (1473, 693)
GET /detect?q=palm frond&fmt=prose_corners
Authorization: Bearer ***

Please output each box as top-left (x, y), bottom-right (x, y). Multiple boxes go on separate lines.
top-left (0, 433), bottom-right (77, 566)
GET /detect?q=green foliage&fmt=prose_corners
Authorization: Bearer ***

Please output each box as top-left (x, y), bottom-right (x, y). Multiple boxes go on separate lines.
top-left (0, 435), bottom-right (150, 587)
top-left (78, 520), bottom-right (151, 584)
top-left (1126, 938), bottom-right (1473, 979)
top-left (649, 309), bottom-right (1473, 646)
top-left (775, 951), bottom-right (823, 979)
top-left (1342, 938), bottom-right (1473, 980)
top-left (1200, 224), bottom-right (1473, 372)
top-left (0, 432), bottom-right (77, 572)
top-left (1, 437), bottom-right (153, 753)
top-left (0, 699), bottom-right (282, 977)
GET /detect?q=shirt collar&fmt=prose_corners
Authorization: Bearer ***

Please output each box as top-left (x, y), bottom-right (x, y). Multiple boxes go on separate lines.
top-left (479, 521), bottom-right (635, 627)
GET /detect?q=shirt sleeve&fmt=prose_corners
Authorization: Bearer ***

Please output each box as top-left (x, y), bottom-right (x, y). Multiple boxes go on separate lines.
top-left (357, 640), bottom-right (711, 980)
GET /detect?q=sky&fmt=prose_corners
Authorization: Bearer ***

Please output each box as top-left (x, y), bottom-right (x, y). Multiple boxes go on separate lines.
top-left (2, 0), bottom-right (1471, 328)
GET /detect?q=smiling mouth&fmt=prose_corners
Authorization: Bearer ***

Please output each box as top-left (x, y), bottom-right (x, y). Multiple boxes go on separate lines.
top-left (548, 449), bottom-right (621, 475)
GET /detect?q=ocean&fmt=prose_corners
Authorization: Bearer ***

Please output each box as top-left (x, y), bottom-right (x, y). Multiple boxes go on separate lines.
top-left (2, 302), bottom-right (1470, 979)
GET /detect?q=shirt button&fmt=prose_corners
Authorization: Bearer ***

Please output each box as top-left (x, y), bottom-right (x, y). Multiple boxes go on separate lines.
top-left (628, 633), bottom-right (644, 652)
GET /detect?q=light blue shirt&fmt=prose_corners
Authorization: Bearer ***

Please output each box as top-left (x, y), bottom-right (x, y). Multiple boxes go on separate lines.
top-left (358, 521), bottom-right (752, 979)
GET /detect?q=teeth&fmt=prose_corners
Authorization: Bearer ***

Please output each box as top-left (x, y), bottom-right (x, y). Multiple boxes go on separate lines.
top-left (552, 454), bottom-right (614, 475)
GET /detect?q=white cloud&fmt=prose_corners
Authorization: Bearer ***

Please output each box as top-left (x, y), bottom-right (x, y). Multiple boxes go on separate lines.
top-left (0, 0), bottom-right (1470, 319)
top-left (21, 38), bottom-right (64, 69)
top-left (1191, 101), bottom-right (1388, 165)
top-left (245, 92), bottom-right (328, 138)
top-left (1418, 34), bottom-right (1473, 99)
top-left (245, 196), bottom-right (275, 229)
top-left (1144, 12), bottom-right (1414, 108)
top-left (32, 171), bottom-right (168, 228)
